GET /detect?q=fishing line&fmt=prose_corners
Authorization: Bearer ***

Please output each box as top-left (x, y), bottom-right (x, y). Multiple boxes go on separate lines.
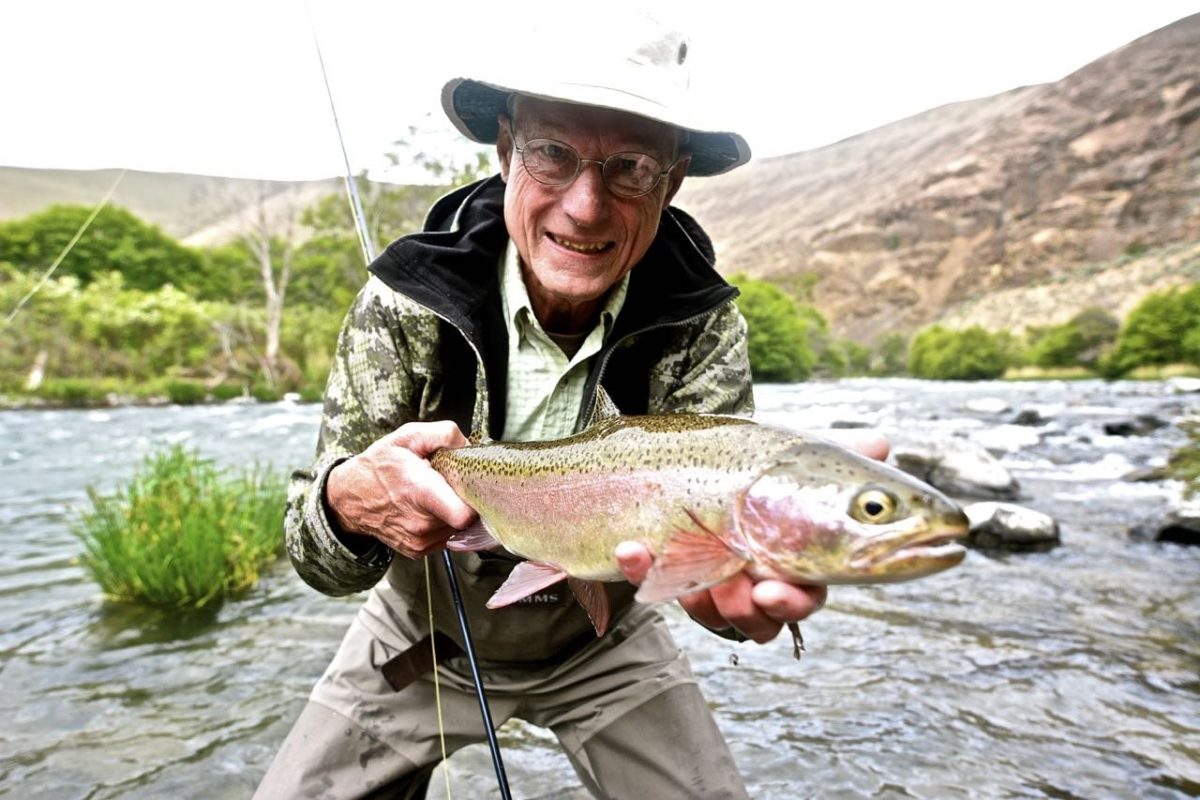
top-left (442, 550), bottom-right (512, 800)
top-left (2, 168), bottom-right (126, 327)
top-left (424, 556), bottom-right (453, 800)
top-left (304, 5), bottom-right (511, 797)
top-left (304, 0), bottom-right (374, 265)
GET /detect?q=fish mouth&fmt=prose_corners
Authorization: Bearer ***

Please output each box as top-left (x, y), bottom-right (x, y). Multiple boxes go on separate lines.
top-left (849, 513), bottom-right (969, 575)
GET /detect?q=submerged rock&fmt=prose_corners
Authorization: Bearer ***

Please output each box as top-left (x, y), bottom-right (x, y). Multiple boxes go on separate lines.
top-left (965, 502), bottom-right (1061, 551)
top-left (1103, 415), bottom-right (1168, 436)
top-left (893, 440), bottom-right (1020, 500)
top-left (965, 397), bottom-right (1011, 415)
top-left (1129, 504), bottom-right (1200, 545)
top-left (1012, 409), bottom-right (1049, 426)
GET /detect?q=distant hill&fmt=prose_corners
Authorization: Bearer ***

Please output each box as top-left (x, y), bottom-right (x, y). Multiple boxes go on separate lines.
top-left (4, 14), bottom-right (1198, 342)
top-left (0, 167), bottom-right (343, 245)
top-left (676, 13), bottom-right (1200, 340)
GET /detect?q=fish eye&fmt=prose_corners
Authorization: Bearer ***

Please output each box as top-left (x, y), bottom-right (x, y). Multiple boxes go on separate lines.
top-left (850, 487), bottom-right (898, 524)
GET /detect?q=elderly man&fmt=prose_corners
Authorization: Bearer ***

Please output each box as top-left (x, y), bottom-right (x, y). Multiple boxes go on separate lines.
top-left (256, 16), bottom-right (832, 800)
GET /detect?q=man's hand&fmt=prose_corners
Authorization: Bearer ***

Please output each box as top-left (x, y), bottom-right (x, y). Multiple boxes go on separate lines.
top-left (325, 420), bottom-right (477, 559)
top-left (615, 429), bottom-right (889, 643)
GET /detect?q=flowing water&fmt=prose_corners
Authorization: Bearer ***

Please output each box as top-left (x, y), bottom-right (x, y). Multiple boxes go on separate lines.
top-left (2, 380), bottom-right (1198, 799)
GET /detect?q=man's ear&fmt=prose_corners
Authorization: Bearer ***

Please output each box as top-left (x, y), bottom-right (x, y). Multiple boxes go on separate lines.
top-left (496, 115), bottom-right (513, 182)
top-left (662, 153), bottom-right (691, 206)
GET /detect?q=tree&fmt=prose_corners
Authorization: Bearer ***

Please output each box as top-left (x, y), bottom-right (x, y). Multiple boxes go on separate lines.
top-left (1102, 286), bottom-right (1200, 376)
top-left (1028, 306), bottom-right (1119, 368)
top-left (0, 204), bottom-right (203, 292)
top-left (733, 276), bottom-right (816, 382)
top-left (908, 324), bottom-right (1010, 380)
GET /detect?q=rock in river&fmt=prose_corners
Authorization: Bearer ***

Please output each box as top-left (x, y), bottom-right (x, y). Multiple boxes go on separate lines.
top-left (893, 439), bottom-right (1021, 500)
top-left (965, 502), bottom-right (1061, 552)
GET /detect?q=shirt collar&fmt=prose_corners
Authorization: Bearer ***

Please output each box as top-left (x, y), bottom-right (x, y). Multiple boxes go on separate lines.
top-left (499, 239), bottom-right (629, 345)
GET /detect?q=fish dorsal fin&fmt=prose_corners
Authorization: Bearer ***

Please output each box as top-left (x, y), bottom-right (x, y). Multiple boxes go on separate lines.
top-left (584, 385), bottom-right (621, 428)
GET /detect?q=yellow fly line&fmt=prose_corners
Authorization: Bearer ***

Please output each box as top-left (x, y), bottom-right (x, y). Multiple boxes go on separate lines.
top-left (2, 168), bottom-right (127, 327)
top-left (425, 555), bottom-right (454, 799)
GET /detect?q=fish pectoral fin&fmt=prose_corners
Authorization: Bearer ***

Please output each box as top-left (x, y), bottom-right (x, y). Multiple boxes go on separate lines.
top-left (567, 577), bottom-right (611, 637)
top-left (634, 512), bottom-right (749, 603)
top-left (486, 561), bottom-right (568, 609)
top-left (446, 520), bottom-right (501, 552)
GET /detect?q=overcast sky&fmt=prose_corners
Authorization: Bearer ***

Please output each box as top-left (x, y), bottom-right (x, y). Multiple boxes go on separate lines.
top-left (2, 1), bottom-right (1196, 183)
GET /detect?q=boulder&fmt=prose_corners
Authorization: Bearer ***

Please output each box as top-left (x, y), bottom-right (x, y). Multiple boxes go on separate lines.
top-left (964, 397), bottom-right (1011, 415)
top-left (893, 439), bottom-right (1020, 500)
top-left (965, 502), bottom-right (1061, 551)
top-left (1011, 409), bottom-right (1048, 426)
top-left (1103, 415), bottom-right (1168, 436)
top-left (1129, 504), bottom-right (1200, 545)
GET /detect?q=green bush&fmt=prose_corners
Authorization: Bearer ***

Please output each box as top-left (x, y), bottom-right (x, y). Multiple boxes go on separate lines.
top-left (908, 324), bottom-right (1011, 380)
top-left (36, 377), bottom-right (117, 406)
top-left (733, 276), bottom-right (817, 382)
top-left (1103, 285), bottom-right (1200, 376)
top-left (1029, 307), bottom-right (1121, 369)
top-left (211, 383), bottom-right (247, 402)
top-left (73, 446), bottom-right (286, 608)
top-left (165, 379), bottom-right (207, 405)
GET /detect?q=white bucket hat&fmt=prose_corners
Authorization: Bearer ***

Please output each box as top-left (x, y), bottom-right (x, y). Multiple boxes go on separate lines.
top-left (440, 12), bottom-right (750, 177)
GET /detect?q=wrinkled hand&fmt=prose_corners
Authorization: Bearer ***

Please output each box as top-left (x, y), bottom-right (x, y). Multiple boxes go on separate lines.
top-left (615, 429), bottom-right (890, 644)
top-left (325, 420), bottom-right (477, 559)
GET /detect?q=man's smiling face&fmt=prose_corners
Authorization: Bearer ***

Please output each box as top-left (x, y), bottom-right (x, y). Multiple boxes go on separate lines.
top-left (496, 96), bottom-right (689, 333)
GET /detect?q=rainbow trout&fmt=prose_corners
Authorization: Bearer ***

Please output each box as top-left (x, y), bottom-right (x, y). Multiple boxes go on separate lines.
top-left (433, 411), bottom-right (968, 642)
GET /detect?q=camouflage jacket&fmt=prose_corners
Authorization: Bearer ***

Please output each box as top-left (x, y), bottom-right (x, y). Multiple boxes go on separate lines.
top-left (285, 175), bottom-right (754, 663)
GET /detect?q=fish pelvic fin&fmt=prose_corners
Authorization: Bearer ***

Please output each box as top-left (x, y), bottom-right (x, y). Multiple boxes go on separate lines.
top-left (445, 519), bottom-right (501, 552)
top-left (486, 561), bottom-right (568, 609)
top-left (634, 509), bottom-right (750, 603)
top-left (568, 577), bottom-right (611, 637)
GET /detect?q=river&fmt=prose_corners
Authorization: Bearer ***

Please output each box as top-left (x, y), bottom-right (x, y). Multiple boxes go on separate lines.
top-left (2, 378), bottom-right (1198, 799)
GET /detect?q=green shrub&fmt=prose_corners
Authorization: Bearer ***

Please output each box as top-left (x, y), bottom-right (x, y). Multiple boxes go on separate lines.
top-left (165, 379), bottom-right (207, 405)
top-left (251, 383), bottom-right (282, 402)
top-left (1104, 285), bottom-right (1200, 376)
top-left (733, 276), bottom-right (817, 382)
top-left (36, 377), bottom-right (117, 407)
top-left (73, 446), bottom-right (286, 608)
top-left (908, 324), bottom-right (1011, 380)
top-left (211, 383), bottom-right (247, 401)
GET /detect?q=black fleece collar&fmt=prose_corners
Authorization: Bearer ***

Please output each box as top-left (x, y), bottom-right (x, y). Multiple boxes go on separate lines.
top-left (366, 174), bottom-right (737, 341)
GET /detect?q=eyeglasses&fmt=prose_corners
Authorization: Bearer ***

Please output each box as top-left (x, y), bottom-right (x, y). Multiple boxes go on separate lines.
top-left (510, 125), bottom-right (679, 199)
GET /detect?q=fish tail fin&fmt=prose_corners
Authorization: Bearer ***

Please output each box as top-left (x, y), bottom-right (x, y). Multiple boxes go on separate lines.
top-left (568, 577), bottom-right (611, 636)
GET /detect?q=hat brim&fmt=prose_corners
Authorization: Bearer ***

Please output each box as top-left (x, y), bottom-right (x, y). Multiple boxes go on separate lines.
top-left (442, 78), bottom-right (750, 177)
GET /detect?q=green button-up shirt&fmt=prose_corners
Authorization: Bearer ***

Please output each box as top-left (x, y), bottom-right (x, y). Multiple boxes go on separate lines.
top-left (499, 241), bottom-right (629, 441)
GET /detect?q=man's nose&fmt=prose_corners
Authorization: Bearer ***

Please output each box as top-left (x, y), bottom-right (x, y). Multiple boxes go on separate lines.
top-left (560, 160), bottom-right (610, 225)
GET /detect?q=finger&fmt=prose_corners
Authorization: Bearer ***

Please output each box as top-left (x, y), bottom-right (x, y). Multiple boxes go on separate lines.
top-left (707, 573), bottom-right (782, 644)
top-left (392, 420), bottom-right (470, 458)
top-left (749, 581), bottom-right (827, 623)
top-left (614, 541), bottom-right (652, 585)
top-left (818, 429), bottom-right (890, 461)
top-left (401, 455), bottom-right (478, 531)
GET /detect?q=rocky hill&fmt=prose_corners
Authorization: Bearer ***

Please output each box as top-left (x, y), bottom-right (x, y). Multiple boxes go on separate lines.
top-left (676, 13), bottom-right (1200, 341)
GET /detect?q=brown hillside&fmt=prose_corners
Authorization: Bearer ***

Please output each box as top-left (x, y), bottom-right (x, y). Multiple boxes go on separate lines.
top-left (676, 14), bottom-right (1200, 341)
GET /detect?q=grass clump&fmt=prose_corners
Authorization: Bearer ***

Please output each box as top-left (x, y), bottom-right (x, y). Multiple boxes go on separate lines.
top-left (74, 445), bottom-right (287, 608)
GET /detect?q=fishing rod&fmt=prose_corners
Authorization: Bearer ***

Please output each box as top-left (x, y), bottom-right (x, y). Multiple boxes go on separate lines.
top-left (304, 5), bottom-right (512, 798)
